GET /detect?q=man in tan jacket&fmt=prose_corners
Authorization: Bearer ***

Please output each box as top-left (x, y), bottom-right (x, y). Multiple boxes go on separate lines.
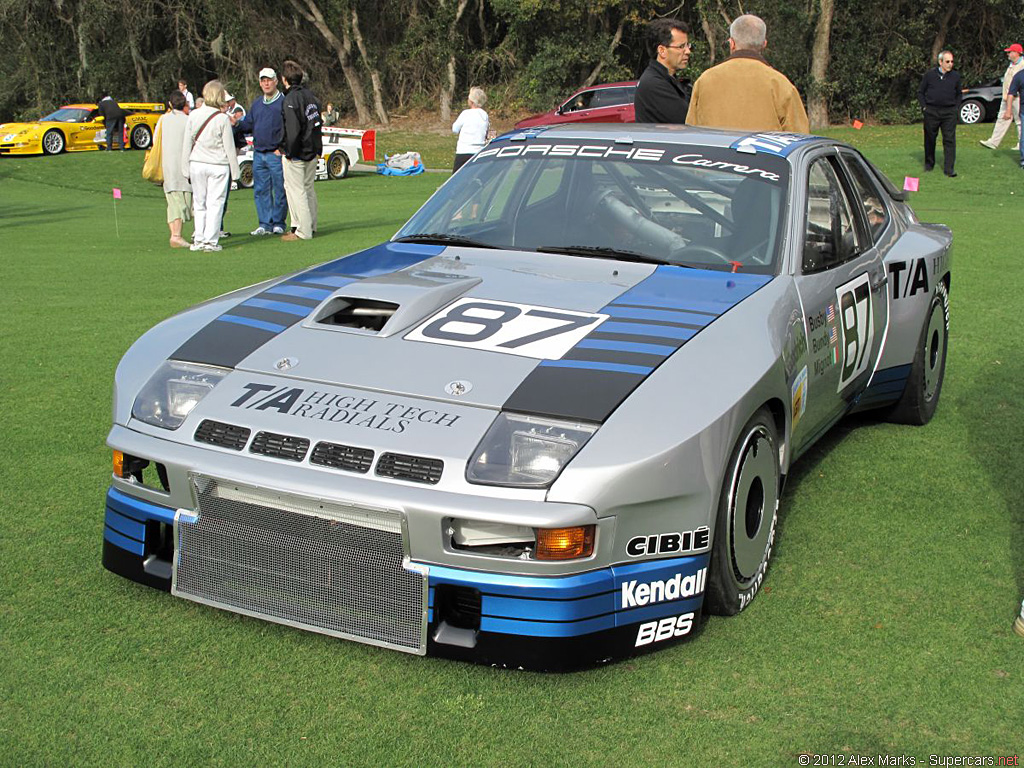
top-left (686, 14), bottom-right (809, 134)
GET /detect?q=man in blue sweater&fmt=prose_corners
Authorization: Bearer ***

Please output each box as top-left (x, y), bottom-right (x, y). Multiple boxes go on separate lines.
top-left (236, 67), bottom-right (287, 235)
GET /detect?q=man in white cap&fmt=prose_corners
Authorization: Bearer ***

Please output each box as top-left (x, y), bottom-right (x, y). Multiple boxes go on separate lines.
top-left (980, 43), bottom-right (1024, 151)
top-left (225, 91), bottom-right (246, 121)
top-left (234, 67), bottom-right (287, 235)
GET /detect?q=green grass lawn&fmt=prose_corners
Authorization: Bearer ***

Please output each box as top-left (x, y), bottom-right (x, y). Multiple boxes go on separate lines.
top-left (1, 124), bottom-right (1021, 766)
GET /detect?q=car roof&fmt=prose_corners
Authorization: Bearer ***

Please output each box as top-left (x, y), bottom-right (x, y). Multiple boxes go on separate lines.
top-left (494, 122), bottom-right (837, 156)
top-left (59, 104), bottom-right (97, 110)
top-left (576, 81), bottom-right (637, 91)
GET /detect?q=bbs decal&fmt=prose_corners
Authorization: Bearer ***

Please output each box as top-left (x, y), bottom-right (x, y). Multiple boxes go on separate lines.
top-left (405, 298), bottom-right (606, 359)
top-left (635, 613), bottom-right (695, 647)
top-left (836, 273), bottom-right (875, 391)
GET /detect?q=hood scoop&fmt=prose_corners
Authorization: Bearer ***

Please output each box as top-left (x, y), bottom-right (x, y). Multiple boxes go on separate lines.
top-left (305, 268), bottom-right (481, 338)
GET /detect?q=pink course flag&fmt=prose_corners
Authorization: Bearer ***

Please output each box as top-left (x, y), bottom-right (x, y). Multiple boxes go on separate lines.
top-left (903, 177), bottom-right (919, 192)
top-left (853, 120), bottom-right (864, 130)
top-left (112, 188), bottom-right (122, 199)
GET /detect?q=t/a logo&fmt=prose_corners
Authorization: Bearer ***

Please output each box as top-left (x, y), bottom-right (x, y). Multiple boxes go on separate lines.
top-left (620, 567), bottom-right (707, 608)
top-left (635, 613), bottom-right (695, 646)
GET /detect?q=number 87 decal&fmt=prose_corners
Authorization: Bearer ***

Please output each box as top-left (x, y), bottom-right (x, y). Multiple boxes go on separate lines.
top-left (836, 273), bottom-right (875, 391)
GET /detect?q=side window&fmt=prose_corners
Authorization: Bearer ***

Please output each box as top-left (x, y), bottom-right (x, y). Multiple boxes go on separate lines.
top-left (803, 157), bottom-right (860, 273)
top-left (589, 88), bottom-right (628, 108)
top-left (563, 91), bottom-right (596, 113)
top-left (840, 152), bottom-right (889, 242)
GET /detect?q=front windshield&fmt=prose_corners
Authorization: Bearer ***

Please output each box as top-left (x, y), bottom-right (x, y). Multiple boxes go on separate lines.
top-left (40, 108), bottom-right (92, 123)
top-left (396, 139), bottom-right (790, 274)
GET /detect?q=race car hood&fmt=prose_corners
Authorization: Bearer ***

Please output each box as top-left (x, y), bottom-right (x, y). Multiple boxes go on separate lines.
top-left (171, 242), bottom-right (772, 428)
top-left (0, 122), bottom-right (43, 138)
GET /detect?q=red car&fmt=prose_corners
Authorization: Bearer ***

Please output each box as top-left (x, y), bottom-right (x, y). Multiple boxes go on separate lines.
top-left (514, 81), bottom-right (637, 129)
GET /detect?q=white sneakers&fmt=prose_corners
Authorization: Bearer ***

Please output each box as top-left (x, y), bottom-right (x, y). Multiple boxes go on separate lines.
top-left (250, 226), bottom-right (270, 236)
top-left (272, 226), bottom-right (285, 235)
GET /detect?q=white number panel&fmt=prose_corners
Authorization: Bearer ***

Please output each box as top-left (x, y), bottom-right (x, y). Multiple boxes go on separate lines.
top-left (836, 272), bottom-right (875, 391)
top-left (405, 298), bottom-right (607, 359)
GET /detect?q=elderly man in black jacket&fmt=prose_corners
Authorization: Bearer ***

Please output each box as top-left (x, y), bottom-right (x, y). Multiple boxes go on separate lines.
top-left (279, 60), bottom-right (323, 241)
top-left (918, 50), bottom-right (962, 177)
top-left (634, 18), bottom-right (692, 123)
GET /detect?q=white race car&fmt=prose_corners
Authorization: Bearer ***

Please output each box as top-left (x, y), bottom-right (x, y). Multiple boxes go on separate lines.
top-left (235, 127), bottom-right (377, 188)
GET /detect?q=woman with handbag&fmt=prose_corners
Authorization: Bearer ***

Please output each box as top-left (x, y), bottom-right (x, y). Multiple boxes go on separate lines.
top-left (154, 90), bottom-right (192, 248)
top-left (181, 80), bottom-right (240, 252)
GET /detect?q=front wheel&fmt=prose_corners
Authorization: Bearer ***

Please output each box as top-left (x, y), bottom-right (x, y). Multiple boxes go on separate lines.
top-left (238, 160), bottom-right (254, 189)
top-left (131, 124), bottom-right (152, 150)
top-left (888, 280), bottom-right (949, 425)
top-left (327, 150), bottom-right (350, 179)
top-left (42, 129), bottom-right (65, 155)
top-left (959, 99), bottom-right (984, 125)
top-left (705, 408), bottom-right (780, 616)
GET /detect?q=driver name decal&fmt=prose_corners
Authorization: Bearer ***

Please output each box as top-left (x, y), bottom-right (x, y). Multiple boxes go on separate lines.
top-left (406, 298), bottom-right (607, 359)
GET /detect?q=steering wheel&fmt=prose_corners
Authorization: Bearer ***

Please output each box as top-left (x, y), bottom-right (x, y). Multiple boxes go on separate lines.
top-left (670, 243), bottom-right (734, 266)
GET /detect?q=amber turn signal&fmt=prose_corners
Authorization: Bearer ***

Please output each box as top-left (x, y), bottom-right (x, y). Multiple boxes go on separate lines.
top-left (113, 450), bottom-right (124, 478)
top-left (535, 525), bottom-right (595, 560)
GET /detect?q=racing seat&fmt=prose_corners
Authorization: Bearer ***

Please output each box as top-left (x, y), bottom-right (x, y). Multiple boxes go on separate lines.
top-left (727, 177), bottom-right (773, 264)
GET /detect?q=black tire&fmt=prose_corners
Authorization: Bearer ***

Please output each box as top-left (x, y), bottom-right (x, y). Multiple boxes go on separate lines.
top-left (326, 150), bottom-right (349, 180)
top-left (959, 99), bottom-right (985, 125)
top-left (887, 279), bottom-right (949, 425)
top-left (42, 129), bottom-right (65, 155)
top-left (238, 160), bottom-right (254, 189)
top-left (131, 124), bottom-right (152, 150)
top-left (705, 408), bottom-right (780, 617)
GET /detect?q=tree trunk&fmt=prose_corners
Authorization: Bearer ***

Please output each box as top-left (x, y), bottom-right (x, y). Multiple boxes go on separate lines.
top-left (582, 16), bottom-right (625, 88)
top-left (699, 7), bottom-right (718, 66)
top-left (128, 36), bottom-right (150, 101)
top-left (930, 0), bottom-right (956, 64)
top-left (439, 0), bottom-right (470, 124)
top-left (351, 9), bottom-right (389, 125)
top-left (287, 0), bottom-right (371, 124)
top-left (808, 0), bottom-right (834, 130)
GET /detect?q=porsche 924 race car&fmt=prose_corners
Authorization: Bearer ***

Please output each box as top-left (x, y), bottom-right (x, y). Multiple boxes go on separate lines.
top-left (103, 125), bottom-right (952, 670)
top-left (0, 103), bottom-right (164, 155)
top-left (235, 127), bottom-right (377, 188)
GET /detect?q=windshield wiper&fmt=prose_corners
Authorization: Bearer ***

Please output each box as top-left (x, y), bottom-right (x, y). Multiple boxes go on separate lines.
top-left (537, 245), bottom-right (670, 265)
top-left (394, 233), bottom-right (498, 249)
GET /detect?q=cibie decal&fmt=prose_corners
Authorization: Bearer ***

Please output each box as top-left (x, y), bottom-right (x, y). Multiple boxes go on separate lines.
top-left (836, 273), bottom-right (875, 391)
top-left (730, 132), bottom-right (812, 156)
top-left (625, 527), bottom-right (710, 557)
top-left (635, 612), bottom-right (696, 647)
top-left (791, 366), bottom-right (808, 429)
top-left (406, 298), bottom-right (607, 360)
top-left (888, 258), bottom-right (929, 300)
top-left (621, 567), bottom-right (707, 608)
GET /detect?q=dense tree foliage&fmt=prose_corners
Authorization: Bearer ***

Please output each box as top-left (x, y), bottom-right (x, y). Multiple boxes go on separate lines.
top-left (2, 0), bottom-right (1022, 124)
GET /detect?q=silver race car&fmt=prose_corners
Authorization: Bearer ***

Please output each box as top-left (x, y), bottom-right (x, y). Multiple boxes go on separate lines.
top-left (103, 125), bottom-right (951, 670)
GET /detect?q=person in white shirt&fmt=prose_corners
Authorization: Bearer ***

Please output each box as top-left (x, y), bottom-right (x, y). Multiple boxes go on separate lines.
top-left (177, 79), bottom-right (195, 110)
top-left (451, 87), bottom-right (489, 172)
top-left (181, 80), bottom-right (240, 252)
top-left (980, 43), bottom-right (1024, 150)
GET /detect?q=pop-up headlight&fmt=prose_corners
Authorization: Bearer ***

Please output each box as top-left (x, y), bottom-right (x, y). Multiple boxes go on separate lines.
top-left (466, 413), bottom-right (598, 488)
top-left (131, 361), bottom-right (229, 430)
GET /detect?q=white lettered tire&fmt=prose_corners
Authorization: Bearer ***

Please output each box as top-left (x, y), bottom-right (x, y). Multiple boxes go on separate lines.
top-left (705, 408), bottom-right (780, 616)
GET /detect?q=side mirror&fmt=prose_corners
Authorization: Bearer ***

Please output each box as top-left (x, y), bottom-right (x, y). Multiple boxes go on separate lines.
top-left (94, 116), bottom-right (105, 124)
top-left (556, 105), bottom-right (565, 115)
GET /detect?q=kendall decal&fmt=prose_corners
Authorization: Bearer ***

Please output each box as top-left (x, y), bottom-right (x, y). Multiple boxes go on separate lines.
top-left (620, 567), bottom-right (707, 609)
top-left (230, 383), bottom-right (461, 434)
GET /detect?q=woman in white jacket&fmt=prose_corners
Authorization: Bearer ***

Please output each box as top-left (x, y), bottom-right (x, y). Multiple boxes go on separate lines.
top-left (451, 87), bottom-right (489, 173)
top-left (181, 80), bottom-right (240, 252)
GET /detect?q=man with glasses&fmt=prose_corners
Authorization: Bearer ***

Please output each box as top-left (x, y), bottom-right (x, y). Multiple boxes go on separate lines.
top-left (686, 14), bottom-right (808, 133)
top-left (918, 51), bottom-right (961, 177)
top-left (634, 18), bottom-right (692, 123)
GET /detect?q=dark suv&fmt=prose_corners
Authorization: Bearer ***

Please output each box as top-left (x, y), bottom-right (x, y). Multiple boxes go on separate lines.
top-left (959, 78), bottom-right (1003, 124)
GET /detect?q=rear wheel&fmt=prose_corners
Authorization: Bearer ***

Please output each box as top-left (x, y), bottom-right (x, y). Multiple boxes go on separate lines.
top-left (888, 280), bottom-right (949, 425)
top-left (705, 408), bottom-right (780, 616)
top-left (42, 129), bottom-right (65, 155)
top-left (959, 99), bottom-right (984, 125)
top-left (327, 150), bottom-right (349, 179)
top-left (238, 160), bottom-right (254, 189)
top-left (131, 124), bottom-right (152, 150)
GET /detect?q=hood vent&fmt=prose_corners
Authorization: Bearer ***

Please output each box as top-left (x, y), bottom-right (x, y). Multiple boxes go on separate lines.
top-left (315, 297), bottom-right (398, 332)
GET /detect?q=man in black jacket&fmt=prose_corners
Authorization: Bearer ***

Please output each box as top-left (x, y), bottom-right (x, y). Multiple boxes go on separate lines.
top-left (918, 50), bottom-right (962, 177)
top-left (96, 95), bottom-right (128, 151)
top-left (634, 18), bottom-right (692, 123)
top-left (279, 60), bottom-right (323, 241)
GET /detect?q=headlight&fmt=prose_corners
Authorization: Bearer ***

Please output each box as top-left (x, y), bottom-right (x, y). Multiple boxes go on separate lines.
top-left (131, 361), bottom-right (229, 429)
top-left (466, 412), bottom-right (598, 488)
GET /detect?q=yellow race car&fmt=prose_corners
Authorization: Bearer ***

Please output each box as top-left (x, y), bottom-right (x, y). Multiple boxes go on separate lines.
top-left (0, 102), bottom-right (165, 156)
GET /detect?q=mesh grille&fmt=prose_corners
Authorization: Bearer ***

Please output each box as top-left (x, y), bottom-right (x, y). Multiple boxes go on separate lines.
top-left (250, 431), bottom-right (310, 462)
top-left (376, 453), bottom-right (444, 485)
top-left (310, 442), bottom-right (374, 473)
top-left (173, 476), bottom-right (425, 653)
top-left (194, 419), bottom-right (251, 450)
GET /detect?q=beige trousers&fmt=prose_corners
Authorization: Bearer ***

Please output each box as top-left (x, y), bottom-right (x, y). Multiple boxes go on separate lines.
top-left (985, 97), bottom-right (1021, 147)
top-left (282, 157), bottom-right (318, 239)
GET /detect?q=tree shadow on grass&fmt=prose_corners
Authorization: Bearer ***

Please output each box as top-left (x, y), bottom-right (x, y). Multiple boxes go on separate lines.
top-left (0, 204), bottom-right (90, 227)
